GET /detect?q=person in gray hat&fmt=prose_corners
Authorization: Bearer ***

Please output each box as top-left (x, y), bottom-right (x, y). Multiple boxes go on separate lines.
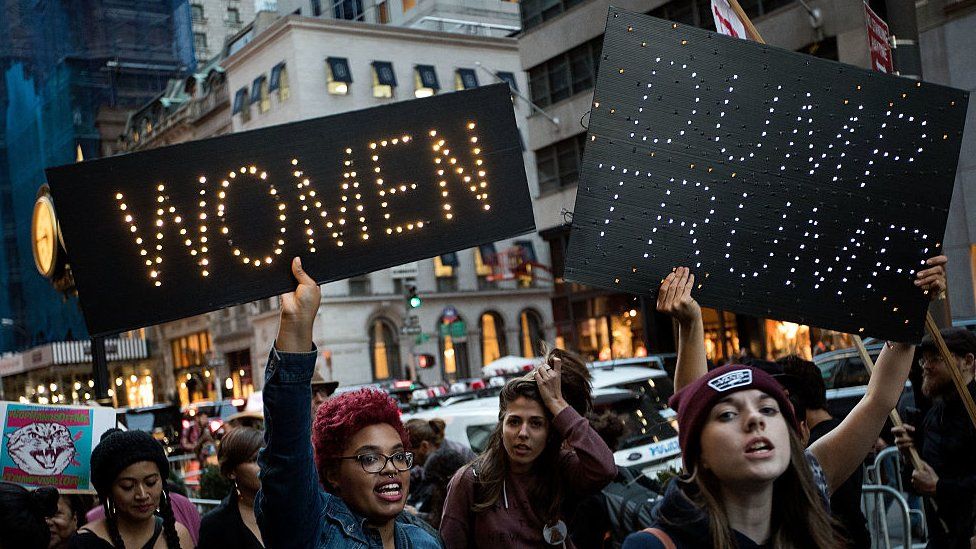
top-left (892, 327), bottom-right (976, 549)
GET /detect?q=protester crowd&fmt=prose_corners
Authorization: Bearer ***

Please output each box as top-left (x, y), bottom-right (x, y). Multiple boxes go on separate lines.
top-left (2, 254), bottom-right (974, 549)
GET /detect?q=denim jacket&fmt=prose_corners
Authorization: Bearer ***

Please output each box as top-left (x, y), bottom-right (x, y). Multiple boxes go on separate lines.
top-left (255, 346), bottom-right (442, 549)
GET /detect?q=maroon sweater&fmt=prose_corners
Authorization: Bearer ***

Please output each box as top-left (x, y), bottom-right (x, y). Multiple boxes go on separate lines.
top-left (439, 406), bottom-right (617, 548)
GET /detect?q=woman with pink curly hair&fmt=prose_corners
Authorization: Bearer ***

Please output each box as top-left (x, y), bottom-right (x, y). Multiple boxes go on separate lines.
top-left (255, 257), bottom-right (441, 549)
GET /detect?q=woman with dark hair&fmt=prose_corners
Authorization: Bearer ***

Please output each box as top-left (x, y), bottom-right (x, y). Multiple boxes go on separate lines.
top-left (48, 493), bottom-right (94, 549)
top-left (198, 426), bottom-right (265, 548)
top-left (623, 260), bottom-right (946, 548)
top-left (256, 257), bottom-right (440, 548)
top-left (0, 482), bottom-right (58, 549)
top-left (70, 429), bottom-right (193, 549)
top-left (439, 347), bottom-right (617, 548)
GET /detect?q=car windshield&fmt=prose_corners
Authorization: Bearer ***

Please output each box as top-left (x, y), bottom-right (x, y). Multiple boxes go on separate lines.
top-left (595, 392), bottom-right (677, 449)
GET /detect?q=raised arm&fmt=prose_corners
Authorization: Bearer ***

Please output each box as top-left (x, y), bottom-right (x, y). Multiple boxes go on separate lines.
top-left (256, 257), bottom-right (324, 549)
top-left (536, 357), bottom-right (616, 491)
top-left (810, 255), bottom-right (947, 494)
top-left (657, 267), bottom-right (707, 391)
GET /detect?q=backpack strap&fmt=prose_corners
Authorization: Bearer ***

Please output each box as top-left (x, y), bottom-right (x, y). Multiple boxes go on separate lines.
top-left (642, 527), bottom-right (676, 549)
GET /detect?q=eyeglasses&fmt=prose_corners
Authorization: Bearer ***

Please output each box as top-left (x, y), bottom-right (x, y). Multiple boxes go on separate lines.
top-left (918, 355), bottom-right (947, 368)
top-left (337, 451), bottom-right (414, 473)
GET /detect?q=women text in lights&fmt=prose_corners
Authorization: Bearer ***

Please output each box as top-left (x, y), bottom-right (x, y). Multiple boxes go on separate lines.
top-left (116, 122), bottom-right (491, 286)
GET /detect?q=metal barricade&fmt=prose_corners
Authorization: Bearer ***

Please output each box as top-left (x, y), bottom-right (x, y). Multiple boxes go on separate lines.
top-left (188, 497), bottom-right (222, 514)
top-left (862, 446), bottom-right (927, 549)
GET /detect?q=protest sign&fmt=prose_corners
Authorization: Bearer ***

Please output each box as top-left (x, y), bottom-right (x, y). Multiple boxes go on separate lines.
top-left (46, 84), bottom-right (533, 336)
top-left (0, 402), bottom-right (116, 492)
top-left (565, 9), bottom-right (968, 342)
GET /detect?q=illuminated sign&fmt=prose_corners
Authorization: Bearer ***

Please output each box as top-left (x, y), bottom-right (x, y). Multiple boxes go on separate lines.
top-left (46, 84), bottom-right (533, 336)
top-left (565, 10), bottom-right (968, 343)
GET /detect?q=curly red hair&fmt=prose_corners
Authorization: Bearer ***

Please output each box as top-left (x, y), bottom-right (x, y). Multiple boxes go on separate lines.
top-left (312, 388), bottom-right (409, 491)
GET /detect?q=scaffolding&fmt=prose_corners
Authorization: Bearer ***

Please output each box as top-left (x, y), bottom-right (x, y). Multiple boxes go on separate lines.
top-left (0, 0), bottom-right (195, 352)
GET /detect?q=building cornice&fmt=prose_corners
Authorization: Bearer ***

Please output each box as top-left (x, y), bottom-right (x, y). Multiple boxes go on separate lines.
top-left (224, 15), bottom-right (519, 71)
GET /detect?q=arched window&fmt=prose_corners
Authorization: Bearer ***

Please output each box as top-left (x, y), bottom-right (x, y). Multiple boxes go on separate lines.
top-left (479, 311), bottom-right (507, 366)
top-left (519, 309), bottom-right (544, 358)
top-left (369, 317), bottom-right (400, 380)
top-left (438, 313), bottom-right (469, 380)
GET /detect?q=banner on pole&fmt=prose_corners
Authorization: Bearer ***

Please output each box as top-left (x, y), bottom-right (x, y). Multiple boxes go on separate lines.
top-left (565, 9), bottom-right (968, 342)
top-left (864, 2), bottom-right (894, 73)
top-left (0, 402), bottom-right (116, 493)
top-left (46, 84), bottom-right (533, 336)
top-left (711, 0), bottom-right (749, 40)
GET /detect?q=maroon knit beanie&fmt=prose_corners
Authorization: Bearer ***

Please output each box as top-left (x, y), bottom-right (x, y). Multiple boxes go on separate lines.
top-left (668, 364), bottom-right (799, 471)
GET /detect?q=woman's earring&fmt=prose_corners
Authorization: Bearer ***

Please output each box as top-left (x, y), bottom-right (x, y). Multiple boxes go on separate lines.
top-left (107, 499), bottom-right (117, 518)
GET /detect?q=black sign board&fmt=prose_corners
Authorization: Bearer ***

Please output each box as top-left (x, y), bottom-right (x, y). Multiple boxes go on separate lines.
top-left (47, 84), bottom-right (533, 336)
top-left (565, 9), bottom-right (968, 342)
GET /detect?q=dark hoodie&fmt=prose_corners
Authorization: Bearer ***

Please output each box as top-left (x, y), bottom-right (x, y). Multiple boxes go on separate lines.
top-left (621, 479), bottom-right (770, 549)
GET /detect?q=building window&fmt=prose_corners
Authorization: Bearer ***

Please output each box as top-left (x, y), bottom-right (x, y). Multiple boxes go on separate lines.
top-left (191, 4), bottom-right (204, 22)
top-left (251, 75), bottom-right (270, 113)
top-left (193, 32), bottom-right (208, 55)
top-left (171, 331), bottom-right (214, 405)
top-left (520, 0), bottom-right (586, 31)
top-left (475, 244), bottom-right (497, 289)
top-left (334, 0), bottom-right (365, 20)
top-left (438, 314), bottom-right (469, 379)
top-left (312, 0), bottom-right (323, 16)
top-left (414, 65), bottom-right (439, 98)
top-left (372, 61), bottom-right (397, 98)
top-left (496, 71), bottom-right (519, 92)
top-left (232, 87), bottom-right (250, 121)
top-left (377, 0), bottom-right (389, 23)
top-left (349, 274), bottom-right (372, 296)
top-left (403, 0), bottom-right (416, 12)
top-left (370, 317), bottom-right (401, 380)
top-left (535, 133), bottom-right (586, 193)
top-left (270, 62), bottom-right (290, 101)
top-left (480, 311), bottom-right (508, 365)
top-left (519, 309), bottom-right (544, 358)
top-left (435, 253), bottom-right (458, 292)
top-left (456, 68), bottom-right (479, 90)
top-left (326, 57), bottom-right (353, 95)
top-left (226, 7), bottom-right (241, 24)
top-left (527, 36), bottom-right (601, 107)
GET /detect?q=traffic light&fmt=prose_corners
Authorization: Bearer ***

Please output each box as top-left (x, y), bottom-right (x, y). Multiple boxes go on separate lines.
top-left (407, 285), bottom-right (422, 308)
top-left (416, 353), bottom-right (436, 369)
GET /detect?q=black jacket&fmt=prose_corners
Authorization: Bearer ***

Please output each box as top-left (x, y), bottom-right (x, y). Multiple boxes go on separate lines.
top-left (916, 380), bottom-right (976, 549)
top-left (621, 479), bottom-right (768, 549)
top-left (198, 492), bottom-right (263, 549)
top-left (808, 418), bottom-right (870, 548)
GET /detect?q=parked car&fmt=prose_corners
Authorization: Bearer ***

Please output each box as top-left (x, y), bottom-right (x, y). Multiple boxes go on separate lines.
top-left (813, 343), bottom-right (914, 419)
top-left (403, 366), bottom-right (681, 476)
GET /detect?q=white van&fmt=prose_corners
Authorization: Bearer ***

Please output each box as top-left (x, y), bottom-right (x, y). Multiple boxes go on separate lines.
top-left (404, 365), bottom-right (682, 476)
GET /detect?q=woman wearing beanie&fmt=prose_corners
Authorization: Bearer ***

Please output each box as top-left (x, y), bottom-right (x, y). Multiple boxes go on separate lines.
top-left (623, 260), bottom-right (946, 549)
top-left (71, 429), bottom-right (193, 549)
top-left (255, 257), bottom-right (440, 548)
top-left (198, 426), bottom-right (264, 548)
top-left (0, 482), bottom-right (59, 549)
top-left (439, 347), bottom-right (618, 548)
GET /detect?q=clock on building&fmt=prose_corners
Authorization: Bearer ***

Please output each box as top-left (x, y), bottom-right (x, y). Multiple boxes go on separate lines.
top-left (31, 185), bottom-right (75, 293)
top-left (32, 189), bottom-right (59, 278)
